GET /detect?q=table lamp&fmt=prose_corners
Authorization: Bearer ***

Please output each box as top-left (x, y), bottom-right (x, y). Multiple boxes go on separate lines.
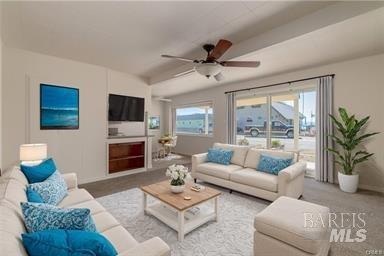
top-left (19, 143), bottom-right (47, 165)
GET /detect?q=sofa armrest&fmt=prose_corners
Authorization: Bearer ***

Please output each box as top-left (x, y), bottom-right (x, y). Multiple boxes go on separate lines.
top-left (118, 237), bottom-right (170, 256)
top-left (61, 173), bottom-right (78, 190)
top-left (277, 161), bottom-right (306, 199)
top-left (191, 153), bottom-right (208, 177)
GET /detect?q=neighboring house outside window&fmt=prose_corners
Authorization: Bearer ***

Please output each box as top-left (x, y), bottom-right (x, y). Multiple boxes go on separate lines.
top-left (174, 102), bottom-right (213, 136)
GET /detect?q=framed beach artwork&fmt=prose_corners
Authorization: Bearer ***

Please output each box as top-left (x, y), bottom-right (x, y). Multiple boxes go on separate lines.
top-left (40, 83), bottom-right (79, 129)
top-left (149, 116), bottom-right (160, 129)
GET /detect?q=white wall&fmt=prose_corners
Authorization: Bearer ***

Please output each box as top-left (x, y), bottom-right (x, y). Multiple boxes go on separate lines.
top-left (149, 99), bottom-right (165, 153)
top-left (1, 47), bottom-right (151, 183)
top-left (170, 54), bottom-right (384, 192)
top-left (0, 42), bottom-right (2, 172)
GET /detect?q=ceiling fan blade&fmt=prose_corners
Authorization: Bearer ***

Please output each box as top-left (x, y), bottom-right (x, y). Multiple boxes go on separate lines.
top-left (161, 54), bottom-right (195, 62)
top-left (174, 69), bottom-right (196, 77)
top-left (214, 72), bottom-right (224, 82)
top-left (208, 39), bottom-right (232, 60)
top-left (220, 61), bottom-right (260, 67)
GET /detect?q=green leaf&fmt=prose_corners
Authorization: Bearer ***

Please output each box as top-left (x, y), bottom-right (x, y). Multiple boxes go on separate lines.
top-left (338, 107), bottom-right (349, 124)
top-left (329, 114), bottom-right (347, 135)
top-left (355, 132), bottom-right (380, 144)
top-left (328, 134), bottom-right (347, 148)
top-left (327, 148), bottom-right (345, 160)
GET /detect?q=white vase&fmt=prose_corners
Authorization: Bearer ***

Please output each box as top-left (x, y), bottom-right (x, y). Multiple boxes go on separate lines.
top-left (170, 185), bottom-right (185, 194)
top-left (338, 172), bottom-right (359, 193)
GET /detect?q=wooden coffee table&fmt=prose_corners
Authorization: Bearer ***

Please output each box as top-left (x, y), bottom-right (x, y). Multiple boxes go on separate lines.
top-left (141, 180), bottom-right (221, 241)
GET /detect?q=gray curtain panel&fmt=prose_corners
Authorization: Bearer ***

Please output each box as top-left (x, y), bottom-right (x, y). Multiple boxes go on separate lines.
top-left (315, 76), bottom-right (334, 183)
top-left (226, 92), bottom-right (236, 144)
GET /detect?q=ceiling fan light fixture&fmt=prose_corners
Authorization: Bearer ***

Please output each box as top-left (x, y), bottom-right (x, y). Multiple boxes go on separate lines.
top-left (195, 63), bottom-right (222, 78)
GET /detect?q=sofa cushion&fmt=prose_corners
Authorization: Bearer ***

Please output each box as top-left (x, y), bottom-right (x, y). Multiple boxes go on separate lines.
top-left (28, 171), bottom-right (68, 205)
top-left (244, 148), bottom-right (296, 169)
top-left (70, 200), bottom-right (106, 215)
top-left (0, 231), bottom-right (28, 256)
top-left (0, 179), bottom-right (27, 211)
top-left (21, 202), bottom-right (97, 233)
top-left (254, 196), bottom-right (330, 254)
top-left (207, 148), bottom-right (233, 165)
top-left (20, 158), bottom-right (57, 184)
top-left (102, 226), bottom-right (139, 253)
top-left (1, 166), bottom-right (29, 186)
top-left (0, 205), bottom-right (27, 237)
top-left (196, 162), bottom-right (243, 180)
top-left (22, 229), bottom-right (117, 256)
top-left (230, 168), bottom-right (278, 192)
top-left (213, 143), bottom-right (249, 166)
top-left (92, 211), bottom-right (120, 232)
top-left (58, 189), bottom-right (94, 207)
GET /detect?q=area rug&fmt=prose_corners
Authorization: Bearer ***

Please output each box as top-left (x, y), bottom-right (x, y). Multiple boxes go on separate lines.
top-left (97, 186), bottom-right (269, 256)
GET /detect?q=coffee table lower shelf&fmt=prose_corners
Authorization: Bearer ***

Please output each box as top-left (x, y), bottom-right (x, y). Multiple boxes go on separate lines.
top-left (143, 196), bottom-right (218, 241)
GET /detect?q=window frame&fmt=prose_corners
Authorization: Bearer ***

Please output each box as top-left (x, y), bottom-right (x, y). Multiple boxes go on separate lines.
top-left (173, 101), bottom-right (214, 137)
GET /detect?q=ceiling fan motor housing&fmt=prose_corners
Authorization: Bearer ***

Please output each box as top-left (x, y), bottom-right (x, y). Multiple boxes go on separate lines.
top-left (195, 63), bottom-right (222, 78)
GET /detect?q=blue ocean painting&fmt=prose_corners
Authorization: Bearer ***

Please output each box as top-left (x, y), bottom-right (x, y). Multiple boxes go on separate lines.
top-left (40, 84), bottom-right (79, 129)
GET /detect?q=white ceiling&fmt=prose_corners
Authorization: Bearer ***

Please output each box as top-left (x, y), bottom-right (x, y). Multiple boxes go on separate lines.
top-left (2, 1), bottom-right (383, 98)
top-left (151, 6), bottom-right (384, 97)
top-left (2, 1), bottom-right (332, 78)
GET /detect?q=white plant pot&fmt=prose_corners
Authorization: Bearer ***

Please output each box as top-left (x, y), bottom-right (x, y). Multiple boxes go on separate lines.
top-left (170, 185), bottom-right (185, 194)
top-left (338, 172), bottom-right (359, 193)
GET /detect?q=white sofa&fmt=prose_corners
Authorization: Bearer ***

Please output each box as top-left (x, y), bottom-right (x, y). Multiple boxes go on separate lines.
top-left (192, 143), bottom-right (306, 201)
top-left (0, 166), bottom-right (171, 256)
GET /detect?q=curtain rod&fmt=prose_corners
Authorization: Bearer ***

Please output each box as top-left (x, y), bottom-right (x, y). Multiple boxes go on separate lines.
top-left (224, 74), bottom-right (335, 94)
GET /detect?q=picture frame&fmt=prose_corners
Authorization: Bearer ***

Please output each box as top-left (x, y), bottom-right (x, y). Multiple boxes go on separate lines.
top-left (40, 83), bottom-right (79, 130)
top-left (149, 116), bottom-right (160, 130)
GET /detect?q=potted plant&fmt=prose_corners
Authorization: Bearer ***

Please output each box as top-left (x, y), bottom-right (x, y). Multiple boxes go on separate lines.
top-left (271, 140), bottom-right (284, 149)
top-left (328, 107), bottom-right (379, 193)
top-left (165, 164), bottom-right (190, 193)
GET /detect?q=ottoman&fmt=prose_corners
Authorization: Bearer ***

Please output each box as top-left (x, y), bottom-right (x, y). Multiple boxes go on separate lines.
top-left (254, 196), bottom-right (330, 256)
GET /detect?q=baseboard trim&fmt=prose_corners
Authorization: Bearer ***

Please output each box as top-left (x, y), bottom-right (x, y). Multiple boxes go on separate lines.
top-left (358, 184), bottom-right (384, 194)
top-left (78, 168), bottom-right (147, 185)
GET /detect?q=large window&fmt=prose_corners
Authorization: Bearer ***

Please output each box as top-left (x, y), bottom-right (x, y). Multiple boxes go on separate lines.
top-left (235, 85), bottom-right (317, 177)
top-left (174, 102), bottom-right (213, 136)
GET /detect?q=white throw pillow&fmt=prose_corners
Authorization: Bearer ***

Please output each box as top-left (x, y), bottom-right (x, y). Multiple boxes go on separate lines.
top-left (213, 143), bottom-right (250, 166)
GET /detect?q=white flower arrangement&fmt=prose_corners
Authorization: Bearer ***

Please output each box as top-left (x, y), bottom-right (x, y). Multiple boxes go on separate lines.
top-left (165, 164), bottom-right (190, 186)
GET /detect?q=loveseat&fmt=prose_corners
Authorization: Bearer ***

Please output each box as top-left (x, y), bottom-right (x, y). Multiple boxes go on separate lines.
top-left (192, 143), bottom-right (306, 201)
top-left (0, 166), bottom-right (171, 256)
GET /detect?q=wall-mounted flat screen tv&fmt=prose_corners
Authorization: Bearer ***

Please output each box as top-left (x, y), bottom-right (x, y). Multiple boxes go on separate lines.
top-left (108, 94), bottom-right (145, 122)
top-left (40, 84), bottom-right (79, 130)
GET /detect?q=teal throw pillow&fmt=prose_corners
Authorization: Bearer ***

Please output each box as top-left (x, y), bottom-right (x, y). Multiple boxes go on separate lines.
top-left (21, 158), bottom-right (57, 183)
top-left (257, 154), bottom-right (293, 175)
top-left (28, 171), bottom-right (68, 205)
top-left (26, 187), bottom-right (44, 203)
top-left (22, 229), bottom-right (117, 256)
top-left (21, 202), bottom-right (97, 233)
top-left (207, 148), bottom-right (233, 165)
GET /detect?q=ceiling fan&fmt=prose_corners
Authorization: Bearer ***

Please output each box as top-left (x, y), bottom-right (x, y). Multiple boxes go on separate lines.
top-left (161, 39), bottom-right (260, 81)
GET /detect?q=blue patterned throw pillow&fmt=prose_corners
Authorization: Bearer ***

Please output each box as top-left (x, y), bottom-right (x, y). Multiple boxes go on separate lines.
top-left (28, 171), bottom-right (68, 205)
top-left (21, 202), bottom-right (97, 233)
top-left (22, 229), bottom-right (117, 256)
top-left (257, 154), bottom-right (293, 175)
top-left (207, 148), bottom-right (233, 165)
top-left (21, 158), bottom-right (57, 184)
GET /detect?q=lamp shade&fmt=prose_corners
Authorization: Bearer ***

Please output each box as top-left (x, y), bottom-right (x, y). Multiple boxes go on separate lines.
top-left (19, 144), bottom-right (47, 161)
